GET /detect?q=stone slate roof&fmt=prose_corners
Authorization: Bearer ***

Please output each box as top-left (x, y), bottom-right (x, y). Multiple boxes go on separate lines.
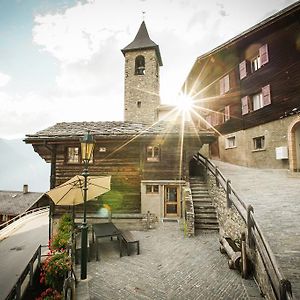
top-left (25, 121), bottom-right (212, 141)
top-left (121, 21), bottom-right (163, 66)
top-left (0, 191), bottom-right (44, 215)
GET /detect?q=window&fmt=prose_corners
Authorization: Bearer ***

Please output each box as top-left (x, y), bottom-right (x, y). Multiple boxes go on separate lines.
top-left (135, 55), bottom-right (145, 75)
top-left (241, 84), bottom-right (271, 115)
top-left (220, 74), bottom-right (230, 95)
top-left (225, 136), bottom-right (236, 149)
top-left (251, 55), bottom-right (261, 72)
top-left (253, 136), bottom-right (265, 150)
top-left (147, 145), bottom-right (160, 162)
top-left (146, 185), bottom-right (159, 194)
top-left (252, 92), bottom-right (263, 111)
top-left (137, 101), bottom-right (141, 108)
top-left (251, 44), bottom-right (269, 73)
top-left (67, 147), bottom-right (80, 163)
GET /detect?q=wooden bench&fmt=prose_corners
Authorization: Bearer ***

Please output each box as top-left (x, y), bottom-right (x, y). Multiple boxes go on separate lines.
top-left (120, 230), bottom-right (140, 257)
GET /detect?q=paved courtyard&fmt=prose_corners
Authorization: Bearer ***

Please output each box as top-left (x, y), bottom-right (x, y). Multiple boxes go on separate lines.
top-left (77, 222), bottom-right (262, 300)
top-left (213, 160), bottom-right (300, 299)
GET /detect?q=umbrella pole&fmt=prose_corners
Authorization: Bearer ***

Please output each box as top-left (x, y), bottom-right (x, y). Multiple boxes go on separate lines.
top-left (81, 165), bottom-right (89, 280)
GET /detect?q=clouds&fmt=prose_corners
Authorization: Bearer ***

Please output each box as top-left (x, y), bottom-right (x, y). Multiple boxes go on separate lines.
top-left (0, 0), bottom-right (298, 139)
top-left (0, 72), bottom-right (11, 87)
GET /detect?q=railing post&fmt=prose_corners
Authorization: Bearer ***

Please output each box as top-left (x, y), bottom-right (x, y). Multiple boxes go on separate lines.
top-left (204, 158), bottom-right (208, 183)
top-left (280, 279), bottom-right (292, 300)
top-left (215, 166), bottom-right (220, 188)
top-left (29, 260), bottom-right (34, 286)
top-left (37, 245), bottom-right (41, 269)
top-left (226, 180), bottom-right (232, 208)
top-left (247, 205), bottom-right (255, 249)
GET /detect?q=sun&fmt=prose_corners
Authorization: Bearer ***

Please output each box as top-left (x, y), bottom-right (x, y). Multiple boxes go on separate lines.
top-left (176, 93), bottom-right (194, 113)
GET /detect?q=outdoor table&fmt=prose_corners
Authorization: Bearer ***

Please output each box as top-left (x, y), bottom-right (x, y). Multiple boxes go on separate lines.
top-left (92, 222), bottom-right (122, 261)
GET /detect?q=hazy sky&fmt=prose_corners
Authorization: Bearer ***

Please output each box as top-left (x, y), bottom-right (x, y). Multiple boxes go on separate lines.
top-left (0, 0), bottom-right (298, 139)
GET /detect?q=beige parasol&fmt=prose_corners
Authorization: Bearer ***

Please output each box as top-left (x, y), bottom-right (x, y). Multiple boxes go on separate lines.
top-left (46, 175), bottom-right (111, 205)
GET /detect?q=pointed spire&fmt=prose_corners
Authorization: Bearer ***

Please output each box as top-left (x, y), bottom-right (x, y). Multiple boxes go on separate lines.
top-left (121, 21), bottom-right (163, 66)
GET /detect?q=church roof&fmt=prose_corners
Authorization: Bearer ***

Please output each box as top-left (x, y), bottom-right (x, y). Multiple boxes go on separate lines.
top-left (121, 21), bottom-right (163, 66)
top-left (25, 121), bottom-right (214, 141)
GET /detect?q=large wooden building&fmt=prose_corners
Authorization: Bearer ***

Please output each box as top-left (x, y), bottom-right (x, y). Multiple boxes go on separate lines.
top-left (184, 2), bottom-right (300, 170)
top-left (25, 22), bottom-right (215, 219)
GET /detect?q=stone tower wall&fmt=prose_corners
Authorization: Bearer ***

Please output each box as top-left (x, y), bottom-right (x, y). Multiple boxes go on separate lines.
top-left (124, 49), bottom-right (160, 124)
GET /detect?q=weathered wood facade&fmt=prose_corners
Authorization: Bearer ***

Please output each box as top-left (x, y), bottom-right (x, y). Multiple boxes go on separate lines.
top-left (25, 121), bottom-right (214, 214)
top-left (184, 2), bottom-right (300, 169)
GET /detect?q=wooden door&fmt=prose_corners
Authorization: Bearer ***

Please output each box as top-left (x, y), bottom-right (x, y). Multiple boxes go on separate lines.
top-left (164, 186), bottom-right (178, 217)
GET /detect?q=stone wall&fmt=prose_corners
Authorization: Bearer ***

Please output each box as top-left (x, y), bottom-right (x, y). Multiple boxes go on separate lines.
top-left (206, 172), bottom-right (277, 299)
top-left (218, 115), bottom-right (299, 169)
top-left (124, 49), bottom-right (160, 124)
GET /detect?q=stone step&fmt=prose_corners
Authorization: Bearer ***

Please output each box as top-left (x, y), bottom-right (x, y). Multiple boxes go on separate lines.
top-left (195, 212), bottom-right (217, 218)
top-left (195, 216), bottom-right (218, 223)
top-left (195, 223), bottom-right (219, 230)
top-left (195, 220), bottom-right (219, 226)
top-left (190, 185), bottom-right (207, 190)
top-left (194, 207), bottom-right (216, 214)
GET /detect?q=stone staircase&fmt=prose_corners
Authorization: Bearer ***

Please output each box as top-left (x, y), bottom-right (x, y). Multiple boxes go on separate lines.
top-left (190, 178), bottom-right (219, 231)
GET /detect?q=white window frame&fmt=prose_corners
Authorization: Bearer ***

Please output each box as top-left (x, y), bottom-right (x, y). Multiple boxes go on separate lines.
top-left (67, 147), bottom-right (80, 164)
top-left (225, 136), bottom-right (236, 149)
top-left (146, 184), bottom-right (159, 194)
top-left (147, 145), bottom-right (160, 162)
top-left (252, 92), bottom-right (264, 111)
top-left (253, 136), bottom-right (265, 150)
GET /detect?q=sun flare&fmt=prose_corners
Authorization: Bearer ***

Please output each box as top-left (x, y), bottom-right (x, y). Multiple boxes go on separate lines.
top-left (176, 94), bottom-right (194, 113)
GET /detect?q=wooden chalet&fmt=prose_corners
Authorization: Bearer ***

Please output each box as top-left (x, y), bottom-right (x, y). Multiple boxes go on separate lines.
top-left (184, 2), bottom-right (300, 170)
top-left (24, 122), bottom-right (214, 218)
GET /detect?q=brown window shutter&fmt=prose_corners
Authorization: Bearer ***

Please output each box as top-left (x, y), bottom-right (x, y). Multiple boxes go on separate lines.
top-left (262, 84), bottom-right (271, 106)
top-left (259, 44), bottom-right (269, 65)
top-left (225, 105), bottom-right (230, 121)
top-left (224, 74), bottom-right (230, 92)
top-left (241, 96), bottom-right (249, 115)
top-left (239, 60), bottom-right (247, 79)
top-left (205, 115), bottom-right (212, 129)
top-left (220, 77), bottom-right (225, 95)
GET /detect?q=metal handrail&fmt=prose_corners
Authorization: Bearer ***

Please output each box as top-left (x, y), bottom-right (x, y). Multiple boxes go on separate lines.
top-left (5, 244), bottom-right (48, 300)
top-left (0, 206), bottom-right (49, 231)
top-left (194, 152), bottom-right (293, 300)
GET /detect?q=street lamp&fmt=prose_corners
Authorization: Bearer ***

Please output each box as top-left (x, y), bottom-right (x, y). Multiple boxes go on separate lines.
top-left (80, 131), bottom-right (95, 280)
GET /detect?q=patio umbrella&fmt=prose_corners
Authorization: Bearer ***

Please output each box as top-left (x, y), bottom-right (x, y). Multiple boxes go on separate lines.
top-left (46, 175), bottom-right (111, 206)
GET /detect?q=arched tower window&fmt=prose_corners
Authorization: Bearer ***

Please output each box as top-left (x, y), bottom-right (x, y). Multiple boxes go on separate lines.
top-left (135, 55), bottom-right (145, 75)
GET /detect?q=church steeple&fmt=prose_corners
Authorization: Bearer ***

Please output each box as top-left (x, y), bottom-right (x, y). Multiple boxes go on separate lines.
top-left (122, 21), bottom-right (163, 66)
top-left (122, 21), bottom-right (163, 124)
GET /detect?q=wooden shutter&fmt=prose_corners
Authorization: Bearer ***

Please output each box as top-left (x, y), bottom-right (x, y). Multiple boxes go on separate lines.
top-left (259, 44), bottom-right (269, 65)
top-left (225, 105), bottom-right (230, 121)
top-left (224, 75), bottom-right (230, 93)
top-left (220, 77), bottom-right (225, 95)
top-left (239, 60), bottom-right (247, 79)
top-left (205, 115), bottom-right (212, 129)
top-left (262, 84), bottom-right (271, 106)
top-left (241, 96), bottom-right (249, 115)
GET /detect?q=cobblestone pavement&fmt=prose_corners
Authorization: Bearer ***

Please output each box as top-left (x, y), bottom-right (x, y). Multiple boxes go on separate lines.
top-left (213, 160), bottom-right (300, 299)
top-left (78, 222), bottom-right (263, 300)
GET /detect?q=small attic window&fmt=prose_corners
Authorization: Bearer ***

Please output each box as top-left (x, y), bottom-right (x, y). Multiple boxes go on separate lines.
top-left (137, 101), bottom-right (141, 108)
top-left (135, 55), bottom-right (145, 75)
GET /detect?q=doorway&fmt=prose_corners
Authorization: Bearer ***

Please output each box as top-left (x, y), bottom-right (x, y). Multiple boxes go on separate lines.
top-left (164, 186), bottom-right (178, 217)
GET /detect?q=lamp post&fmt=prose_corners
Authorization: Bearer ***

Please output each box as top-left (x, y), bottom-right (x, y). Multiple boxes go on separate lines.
top-left (80, 131), bottom-right (95, 280)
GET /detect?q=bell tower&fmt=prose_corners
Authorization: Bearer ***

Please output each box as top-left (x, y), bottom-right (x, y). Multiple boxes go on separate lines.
top-left (121, 21), bottom-right (163, 124)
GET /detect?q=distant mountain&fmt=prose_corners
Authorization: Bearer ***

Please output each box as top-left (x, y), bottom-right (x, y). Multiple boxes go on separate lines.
top-left (0, 138), bottom-right (50, 192)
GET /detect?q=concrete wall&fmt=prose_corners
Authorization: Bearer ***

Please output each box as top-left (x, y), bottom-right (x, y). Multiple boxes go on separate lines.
top-left (218, 115), bottom-right (299, 169)
top-left (141, 180), bottom-right (185, 219)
